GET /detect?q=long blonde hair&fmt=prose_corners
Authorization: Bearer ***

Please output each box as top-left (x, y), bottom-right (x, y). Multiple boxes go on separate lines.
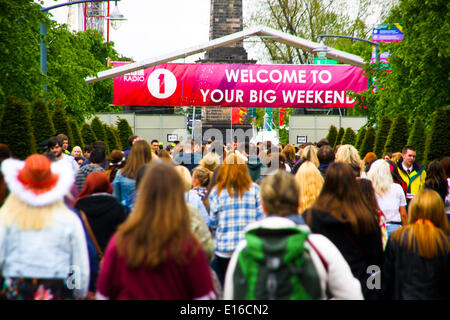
top-left (391, 189), bottom-right (449, 259)
top-left (301, 145), bottom-right (319, 167)
top-left (367, 159), bottom-right (393, 196)
top-left (335, 144), bottom-right (364, 174)
top-left (295, 161), bottom-right (324, 212)
top-left (121, 140), bottom-right (152, 179)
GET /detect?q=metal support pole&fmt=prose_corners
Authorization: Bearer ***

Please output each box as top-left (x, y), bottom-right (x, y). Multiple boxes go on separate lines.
top-left (40, 22), bottom-right (48, 91)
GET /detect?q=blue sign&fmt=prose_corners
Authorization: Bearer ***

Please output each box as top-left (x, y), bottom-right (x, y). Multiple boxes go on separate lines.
top-left (372, 23), bottom-right (403, 42)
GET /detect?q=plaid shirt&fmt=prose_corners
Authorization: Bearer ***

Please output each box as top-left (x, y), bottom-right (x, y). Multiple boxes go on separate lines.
top-left (209, 183), bottom-right (264, 254)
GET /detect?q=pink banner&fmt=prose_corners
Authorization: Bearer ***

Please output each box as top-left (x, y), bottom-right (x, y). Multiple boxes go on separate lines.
top-left (113, 62), bottom-right (367, 108)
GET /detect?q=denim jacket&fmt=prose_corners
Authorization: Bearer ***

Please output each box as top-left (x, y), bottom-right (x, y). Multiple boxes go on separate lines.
top-left (112, 170), bottom-right (136, 204)
top-left (0, 205), bottom-right (90, 298)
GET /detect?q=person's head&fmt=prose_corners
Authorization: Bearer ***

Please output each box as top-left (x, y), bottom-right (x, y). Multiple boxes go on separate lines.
top-left (192, 166), bottom-right (211, 188)
top-left (441, 157), bottom-right (450, 180)
top-left (157, 149), bottom-right (172, 162)
top-left (199, 152), bottom-right (221, 172)
top-left (335, 144), bottom-right (364, 175)
top-left (71, 146), bottom-right (83, 159)
top-left (401, 146), bottom-right (416, 168)
top-left (217, 153), bottom-right (252, 198)
top-left (316, 138), bottom-right (330, 149)
top-left (75, 171), bottom-right (113, 204)
top-left (310, 162), bottom-right (378, 234)
top-left (391, 152), bottom-right (402, 163)
top-left (127, 135), bottom-right (138, 147)
top-left (47, 136), bottom-right (63, 158)
top-left (260, 170), bottom-right (300, 216)
top-left (116, 162), bottom-right (196, 269)
top-left (367, 159), bottom-right (393, 196)
top-left (295, 161), bottom-right (324, 213)
top-left (93, 141), bottom-right (106, 153)
top-left (363, 152), bottom-right (377, 164)
top-left (391, 189), bottom-right (449, 259)
top-left (317, 145), bottom-right (335, 165)
top-left (300, 145), bottom-right (319, 167)
top-left (175, 165), bottom-right (192, 192)
top-left (383, 152), bottom-right (392, 161)
top-left (357, 178), bottom-right (381, 218)
top-left (266, 152), bottom-right (286, 171)
top-left (57, 133), bottom-right (69, 151)
top-left (121, 140), bottom-right (152, 179)
top-left (281, 144), bottom-right (296, 163)
top-left (385, 160), bottom-right (403, 185)
top-left (84, 145), bottom-right (93, 159)
top-left (425, 160), bottom-right (446, 185)
top-left (89, 148), bottom-right (106, 165)
top-left (151, 139), bottom-right (159, 153)
top-left (107, 150), bottom-right (126, 170)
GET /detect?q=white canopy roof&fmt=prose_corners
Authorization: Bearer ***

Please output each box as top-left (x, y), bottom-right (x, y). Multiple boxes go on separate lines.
top-left (85, 25), bottom-right (365, 84)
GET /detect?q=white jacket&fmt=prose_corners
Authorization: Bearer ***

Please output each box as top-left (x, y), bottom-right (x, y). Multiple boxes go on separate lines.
top-left (223, 216), bottom-right (364, 300)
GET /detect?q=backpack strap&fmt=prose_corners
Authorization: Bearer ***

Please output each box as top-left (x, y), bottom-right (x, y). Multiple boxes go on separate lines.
top-left (306, 239), bottom-right (328, 273)
top-left (80, 210), bottom-right (103, 259)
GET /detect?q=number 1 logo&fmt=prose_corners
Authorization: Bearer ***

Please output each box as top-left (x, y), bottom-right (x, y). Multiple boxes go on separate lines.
top-left (147, 69), bottom-right (177, 99)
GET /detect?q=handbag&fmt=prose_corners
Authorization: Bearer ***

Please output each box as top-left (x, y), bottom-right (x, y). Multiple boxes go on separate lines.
top-left (80, 210), bottom-right (103, 261)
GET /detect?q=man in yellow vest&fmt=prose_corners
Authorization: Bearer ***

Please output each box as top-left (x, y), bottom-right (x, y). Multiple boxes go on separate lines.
top-left (397, 146), bottom-right (426, 206)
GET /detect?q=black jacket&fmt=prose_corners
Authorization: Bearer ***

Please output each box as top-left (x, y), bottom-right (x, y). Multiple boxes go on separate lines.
top-left (304, 209), bottom-right (384, 300)
top-left (75, 193), bottom-right (127, 252)
top-left (383, 232), bottom-right (450, 300)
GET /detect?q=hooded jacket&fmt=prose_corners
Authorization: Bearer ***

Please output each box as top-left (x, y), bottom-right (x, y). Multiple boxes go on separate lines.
top-left (74, 193), bottom-right (127, 252)
top-left (246, 155), bottom-right (263, 182)
top-left (304, 209), bottom-right (384, 300)
top-left (397, 160), bottom-right (426, 197)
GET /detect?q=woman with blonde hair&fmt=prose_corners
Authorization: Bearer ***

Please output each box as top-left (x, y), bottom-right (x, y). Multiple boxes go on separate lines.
top-left (335, 144), bottom-right (365, 177)
top-left (71, 146), bottom-right (85, 167)
top-left (96, 162), bottom-right (215, 300)
top-left (383, 189), bottom-right (450, 299)
top-left (295, 161), bottom-right (324, 213)
top-left (208, 153), bottom-right (264, 278)
top-left (199, 152), bottom-right (221, 172)
top-left (367, 160), bottom-right (407, 236)
top-left (112, 140), bottom-right (151, 205)
top-left (292, 144), bottom-right (319, 174)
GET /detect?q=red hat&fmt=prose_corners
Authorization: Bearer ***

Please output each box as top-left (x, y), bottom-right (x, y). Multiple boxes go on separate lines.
top-left (1, 154), bottom-right (75, 207)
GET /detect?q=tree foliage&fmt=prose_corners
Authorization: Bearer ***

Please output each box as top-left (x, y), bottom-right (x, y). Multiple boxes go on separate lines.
top-left (51, 101), bottom-right (74, 144)
top-left (341, 127), bottom-right (356, 146)
top-left (407, 116), bottom-right (426, 164)
top-left (81, 123), bottom-right (97, 147)
top-left (383, 113), bottom-right (409, 155)
top-left (30, 96), bottom-right (55, 152)
top-left (373, 115), bottom-right (392, 158)
top-left (104, 124), bottom-right (122, 153)
top-left (359, 126), bottom-right (376, 158)
top-left (355, 127), bottom-right (367, 151)
top-left (117, 118), bottom-right (134, 150)
top-left (90, 116), bottom-right (107, 142)
top-left (335, 127), bottom-right (345, 148)
top-left (70, 119), bottom-right (85, 151)
top-left (0, 96), bottom-right (36, 159)
top-left (424, 107), bottom-right (450, 164)
top-left (326, 125), bottom-right (338, 147)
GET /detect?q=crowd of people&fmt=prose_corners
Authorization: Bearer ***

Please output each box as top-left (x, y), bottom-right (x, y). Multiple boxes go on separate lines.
top-left (0, 133), bottom-right (449, 300)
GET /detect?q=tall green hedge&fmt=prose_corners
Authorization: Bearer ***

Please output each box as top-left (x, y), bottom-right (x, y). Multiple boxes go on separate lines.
top-left (0, 96), bottom-right (36, 159)
top-left (407, 116), bottom-right (426, 164)
top-left (91, 117), bottom-right (107, 143)
top-left (104, 124), bottom-right (121, 153)
top-left (424, 107), bottom-right (450, 163)
top-left (117, 118), bottom-right (134, 150)
top-left (70, 119), bottom-right (85, 150)
top-left (334, 127), bottom-right (345, 148)
top-left (373, 116), bottom-right (392, 158)
top-left (383, 113), bottom-right (409, 155)
top-left (111, 126), bottom-right (123, 151)
top-left (355, 127), bottom-right (367, 151)
top-left (30, 96), bottom-right (55, 152)
top-left (81, 123), bottom-right (97, 147)
top-left (359, 126), bottom-right (376, 158)
top-left (326, 125), bottom-right (338, 148)
top-left (52, 102), bottom-right (74, 144)
top-left (341, 127), bottom-right (356, 146)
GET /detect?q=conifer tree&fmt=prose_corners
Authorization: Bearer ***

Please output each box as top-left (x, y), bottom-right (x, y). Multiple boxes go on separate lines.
top-left (373, 116), bottom-right (392, 158)
top-left (51, 102), bottom-right (74, 145)
top-left (104, 124), bottom-right (121, 153)
top-left (117, 118), bottom-right (134, 150)
top-left (70, 119), bottom-right (85, 150)
top-left (355, 127), bottom-right (367, 151)
top-left (326, 125), bottom-right (338, 148)
top-left (0, 96), bottom-right (36, 159)
top-left (111, 126), bottom-right (123, 151)
top-left (341, 127), bottom-right (356, 146)
top-left (30, 96), bottom-right (55, 153)
top-left (383, 113), bottom-right (409, 155)
top-left (407, 116), bottom-right (426, 164)
top-left (81, 123), bottom-right (97, 147)
top-left (424, 107), bottom-right (450, 163)
top-left (91, 117), bottom-right (107, 143)
top-left (334, 127), bottom-right (345, 148)
top-left (359, 126), bottom-right (376, 158)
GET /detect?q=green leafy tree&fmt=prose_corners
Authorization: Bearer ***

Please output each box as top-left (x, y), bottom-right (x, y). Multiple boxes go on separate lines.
top-left (81, 123), bottom-right (97, 147)
top-left (51, 101), bottom-right (74, 144)
top-left (117, 118), bottom-right (134, 150)
top-left (104, 124), bottom-right (122, 154)
top-left (407, 116), bottom-right (426, 164)
top-left (335, 127), bottom-right (345, 148)
top-left (70, 119), bottom-right (85, 151)
top-left (373, 116), bottom-right (392, 158)
top-left (90, 116), bottom-right (107, 144)
top-left (424, 107), bottom-right (450, 163)
top-left (359, 126), bottom-right (376, 158)
top-left (341, 127), bottom-right (356, 146)
top-left (355, 127), bottom-right (367, 151)
top-left (383, 113), bottom-right (409, 155)
top-left (30, 96), bottom-right (55, 152)
top-left (111, 126), bottom-right (123, 151)
top-left (326, 125), bottom-right (338, 147)
top-left (0, 96), bottom-right (36, 159)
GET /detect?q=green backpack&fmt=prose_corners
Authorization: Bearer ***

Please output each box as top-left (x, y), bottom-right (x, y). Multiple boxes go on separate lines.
top-left (233, 226), bottom-right (326, 300)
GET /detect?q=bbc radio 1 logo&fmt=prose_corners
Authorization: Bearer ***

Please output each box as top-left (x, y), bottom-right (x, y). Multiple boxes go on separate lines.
top-left (147, 69), bottom-right (177, 99)
top-left (123, 69), bottom-right (145, 82)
